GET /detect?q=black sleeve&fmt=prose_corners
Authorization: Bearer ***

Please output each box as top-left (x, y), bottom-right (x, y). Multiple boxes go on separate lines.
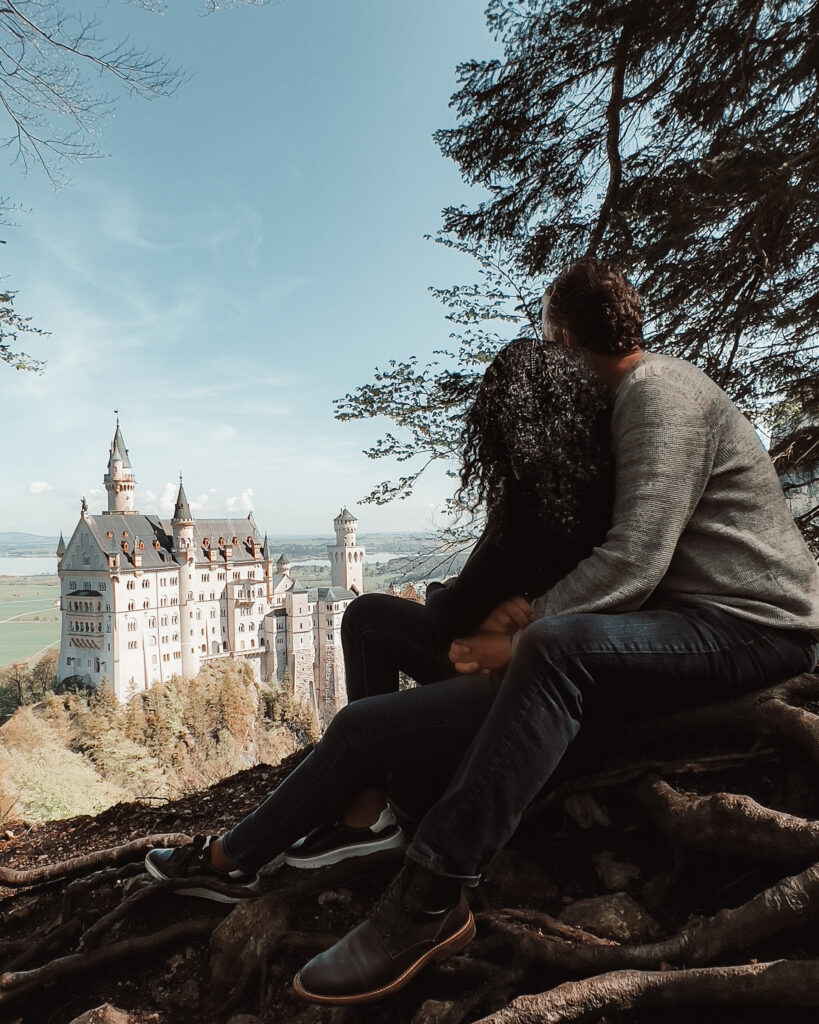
top-left (424, 483), bottom-right (613, 640)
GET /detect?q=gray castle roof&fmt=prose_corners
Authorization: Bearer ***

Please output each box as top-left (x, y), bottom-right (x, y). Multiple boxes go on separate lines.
top-left (310, 586), bottom-right (358, 603)
top-left (172, 481), bottom-right (192, 522)
top-left (82, 514), bottom-right (267, 570)
top-left (109, 425), bottom-right (132, 469)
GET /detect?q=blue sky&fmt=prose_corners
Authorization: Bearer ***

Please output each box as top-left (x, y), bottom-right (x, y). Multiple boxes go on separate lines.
top-left (1, 0), bottom-right (500, 539)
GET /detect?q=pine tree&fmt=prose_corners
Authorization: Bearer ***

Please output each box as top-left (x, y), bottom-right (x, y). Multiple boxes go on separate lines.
top-left (338, 0), bottom-right (818, 546)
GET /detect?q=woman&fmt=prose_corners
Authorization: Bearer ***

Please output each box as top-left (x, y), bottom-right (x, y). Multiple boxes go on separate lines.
top-left (144, 339), bottom-right (615, 900)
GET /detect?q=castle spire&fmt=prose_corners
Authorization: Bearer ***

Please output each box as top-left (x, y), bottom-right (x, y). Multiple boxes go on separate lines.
top-left (172, 475), bottom-right (193, 523)
top-left (103, 420), bottom-right (136, 514)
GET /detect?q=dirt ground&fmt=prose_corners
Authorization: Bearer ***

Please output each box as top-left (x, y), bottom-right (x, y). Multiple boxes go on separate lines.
top-left (2, 739), bottom-right (819, 1024)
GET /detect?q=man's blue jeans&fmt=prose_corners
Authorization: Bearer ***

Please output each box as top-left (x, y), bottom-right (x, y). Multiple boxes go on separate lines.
top-left (223, 601), bottom-right (819, 879)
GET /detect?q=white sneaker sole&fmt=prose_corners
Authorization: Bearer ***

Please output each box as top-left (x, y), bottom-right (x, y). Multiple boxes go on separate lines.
top-left (283, 828), bottom-right (406, 870)
top-left (144, 851), bottom-right (261, 903)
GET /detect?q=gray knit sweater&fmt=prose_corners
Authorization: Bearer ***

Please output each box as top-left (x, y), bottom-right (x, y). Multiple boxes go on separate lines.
top-left (530, 352), bottom-right (819, 638)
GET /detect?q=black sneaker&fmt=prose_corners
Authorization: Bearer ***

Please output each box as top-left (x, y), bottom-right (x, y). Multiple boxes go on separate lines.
top-left (145, 835), bottom-right (261, 903)
top-left (293, 861), bottom-right (475, 1004)
top-left (284, 806), bottom-right (405, 869)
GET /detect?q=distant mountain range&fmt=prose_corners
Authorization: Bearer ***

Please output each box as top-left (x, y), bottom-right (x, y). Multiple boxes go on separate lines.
top-left (0, 532), bottom-right (60, 556)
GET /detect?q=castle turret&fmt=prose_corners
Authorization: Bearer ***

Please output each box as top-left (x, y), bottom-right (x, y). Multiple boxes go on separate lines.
top-left (56, 532), bottom-right (66, 565)
top-left (276, 552), bottom-right (292, 576)
top-left (103, 422), bottom-right (136, 514)
top-left (328, 507), bottom-right (364, 594)
top-left (172, 477), bottom-right (199, 679)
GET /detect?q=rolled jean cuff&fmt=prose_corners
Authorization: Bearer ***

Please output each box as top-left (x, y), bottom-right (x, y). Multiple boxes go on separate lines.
top-left (405, 837), bottom-right (481, 887)
top-left (220, 827), bottom-right (252, 874)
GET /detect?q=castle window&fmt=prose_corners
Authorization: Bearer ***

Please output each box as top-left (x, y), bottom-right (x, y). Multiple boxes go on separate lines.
top-left (173, 633), bottom-right (179, 641)
top-left (218, 572), bottom-right (226, 581)
top-left (250, 639), bottom-right (255, 647)
top-left (128, 640), bottom-right (138, 650)
top-left (143, 601), bottom-right (149, 609)
top-left (99, 582), bottom-right (106, 591)
top-left (142, 579), bottom-right (150, 588)
top-left (160, 597), bottom-right (167, 607)
top-left (160, 616), bottom-right (167, 626)
top-left (172, 614), bottom-right (178, 625)
top-left (128, 601), bottom-right (135, 611)
top-left (70, 581), bottom-right (77, 590)
top-left (128, 621), bottom-right (137, 632)
top-left (127, 580), bottom-right (135, 590)
top-left (249, 621), bottom-right (255, 630)
top-left (233, 572), bottom-right (240, 580)
top-left (83, 555), bottom-right (90, 566)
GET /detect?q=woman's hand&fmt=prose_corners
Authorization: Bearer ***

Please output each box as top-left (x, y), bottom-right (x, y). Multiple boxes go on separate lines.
top-left (449, 631), bottom-right (513, 674)
top-left (480, 597), bottom-right (533, 635)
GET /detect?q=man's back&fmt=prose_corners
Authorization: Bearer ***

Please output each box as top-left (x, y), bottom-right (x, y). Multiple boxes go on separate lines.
top-left (534, 351), bottom-right (819, 636)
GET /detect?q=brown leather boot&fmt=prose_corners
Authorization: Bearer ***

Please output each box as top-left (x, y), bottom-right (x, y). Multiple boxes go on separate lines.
top-left (293, 861), bottom-right (475, 1004)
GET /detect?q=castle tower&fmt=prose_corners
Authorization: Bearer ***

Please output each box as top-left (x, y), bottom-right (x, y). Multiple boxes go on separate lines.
top-left (103, 421), bottom-right (136, 514)
top-left (328, 507), bottom-right (364, 594)
top-left (172, 478), bottom-right (199, 679)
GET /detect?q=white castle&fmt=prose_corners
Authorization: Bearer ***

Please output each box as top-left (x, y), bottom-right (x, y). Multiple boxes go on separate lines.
top-left (55, 425), bottom-right (365, 723)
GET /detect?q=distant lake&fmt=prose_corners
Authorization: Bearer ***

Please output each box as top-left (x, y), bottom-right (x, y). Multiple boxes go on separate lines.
top-left (290, 551), bottom-right (403, 568)
top-left (0, 552), bottom-right (406, 576)
top-left (0, 556), bottom-right (58, 576)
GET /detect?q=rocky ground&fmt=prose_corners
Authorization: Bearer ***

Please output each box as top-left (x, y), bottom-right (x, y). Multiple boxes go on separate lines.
top-left (3, 674), bottom-right (819, 1024)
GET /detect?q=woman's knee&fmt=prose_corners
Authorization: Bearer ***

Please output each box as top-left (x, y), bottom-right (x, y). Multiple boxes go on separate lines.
top-left (341, 592), bottom-right (396, 640)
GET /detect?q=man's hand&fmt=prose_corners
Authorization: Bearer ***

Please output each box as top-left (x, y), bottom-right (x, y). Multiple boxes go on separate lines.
top-left (480, 597), bottom-right (533, 635)
top-left (449, 630), bottom-right (513, 674)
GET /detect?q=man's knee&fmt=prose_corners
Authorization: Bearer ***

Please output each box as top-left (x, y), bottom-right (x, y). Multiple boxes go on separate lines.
top-left (514, 613), bottom-right (612, 663)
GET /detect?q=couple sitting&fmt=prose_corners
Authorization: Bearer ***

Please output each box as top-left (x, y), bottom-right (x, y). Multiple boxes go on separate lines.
top-left (146, 257), bottom-right (819, 1006)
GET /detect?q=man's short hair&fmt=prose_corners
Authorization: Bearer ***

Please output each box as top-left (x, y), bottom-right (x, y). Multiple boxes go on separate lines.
top-left (544, 257), bottom-right (643, 355)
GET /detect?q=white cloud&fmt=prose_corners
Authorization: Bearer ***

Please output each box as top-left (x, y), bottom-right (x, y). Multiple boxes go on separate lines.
top-left (225, 488), bottom-right (254, 515)
top-left (189, 493), bottom-right (210, 513)
top-left (157, 482), bottom-right (178, 514)
top-left (29, 481), bottom-right (52, 495)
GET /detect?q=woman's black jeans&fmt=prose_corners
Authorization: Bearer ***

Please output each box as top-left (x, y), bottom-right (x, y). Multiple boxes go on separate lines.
top-left (222, 601), bottom-right (819, 877)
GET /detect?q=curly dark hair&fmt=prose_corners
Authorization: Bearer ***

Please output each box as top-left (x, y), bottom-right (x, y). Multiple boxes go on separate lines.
top-left (545, 257), bottom-right (643, 355)
top-left (457, 339), bottom-right (613, 541)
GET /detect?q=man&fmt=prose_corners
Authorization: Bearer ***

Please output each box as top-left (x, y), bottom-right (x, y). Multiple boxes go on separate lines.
top-left (293, 257), bottom-right (819, 1004)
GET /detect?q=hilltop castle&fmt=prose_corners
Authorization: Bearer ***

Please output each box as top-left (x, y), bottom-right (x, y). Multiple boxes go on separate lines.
top-left (55, 425), bottom-right (365, 723)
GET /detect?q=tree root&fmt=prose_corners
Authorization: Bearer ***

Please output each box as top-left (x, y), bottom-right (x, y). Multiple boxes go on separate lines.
top-left (0, 833), bottom-right (192, 886)
top-left (638, 775), bottom-right (819, 864)
top-left (475, 958), bottom-right (819, 1023)
top-left (479, 858), bottom-right (819, 974)
top-left (0, 918), bottom-right (218, 1006)
top-left (532, 749), bottom-right (779, 813)
top-left (623, 672), bottom-right (819, 765)
top-left (78, 874), bottom-right (245, 950)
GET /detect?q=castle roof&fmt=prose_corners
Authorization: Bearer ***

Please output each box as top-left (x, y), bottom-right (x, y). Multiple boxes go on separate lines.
top-left (56, 532), bottom-right (66, 557)
top-left (172, 481), bottom-right (192, 522)
top-left (109, 425), bottom-right (132, 469)
top-left (80, 514), bottom-right (267, 570)
top-left (310, 586), bottom-right (358, 603)
top-left (335, 507), bottom-right (357, 522)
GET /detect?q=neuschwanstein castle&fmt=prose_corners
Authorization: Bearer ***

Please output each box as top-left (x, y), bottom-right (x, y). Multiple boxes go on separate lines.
top-left (55, 425), bottom-right (365, 722)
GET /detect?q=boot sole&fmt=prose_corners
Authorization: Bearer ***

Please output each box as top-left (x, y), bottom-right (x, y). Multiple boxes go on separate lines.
top-left (292, 911), bottom-right (476, 1005)
top-left (283, 829), bottom-right (405, 870)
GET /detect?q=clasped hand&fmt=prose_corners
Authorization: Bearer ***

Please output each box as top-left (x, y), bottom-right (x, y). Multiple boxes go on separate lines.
top-left (448, 596), bottom-right (532, 675)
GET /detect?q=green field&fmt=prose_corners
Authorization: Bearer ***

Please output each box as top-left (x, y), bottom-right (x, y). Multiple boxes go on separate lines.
top-left (0, 575), bottom-right (61, 667)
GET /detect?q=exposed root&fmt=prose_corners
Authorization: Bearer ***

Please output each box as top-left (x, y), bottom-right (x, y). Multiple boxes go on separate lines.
top-left (0, 918), bottom-right (218, 1005)
top-left (475, 958), bottom-right (819, 1023)
top-left (623, 672), bottom-right (819, 766)
top-left (479, 858), bottom-right (819, 973)
top-left (638, 775), bottom-right (819, 864)
top-left (0, 833), bottom-right (192, 886)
